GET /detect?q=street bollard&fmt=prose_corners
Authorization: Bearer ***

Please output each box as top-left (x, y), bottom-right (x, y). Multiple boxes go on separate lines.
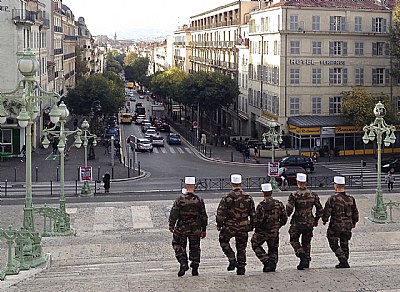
top-left (4, 179), bottom-right (8, 197)
top-left (35, 167), bottom-right (38, 182)
top-left (128, 165), bottom-right (130, 178)
top-left (231, 152), bottom-right (234, 162)
top-left (50, 181), bottom-right (53, 196)
top-left (130, 159), bottom-right (132, 169)
top-left (138, 161), bottom-right (141, 175)
top-left (94, 181), bottom-right (97, 195)
top-left (97, 166), bottom-right (101, 181)
top-left (14, 167), bottom-right (17, 182)
top-left (57, 167), bottom-right (59, 182)
top-left (209, 148), bottom-right (212, 158)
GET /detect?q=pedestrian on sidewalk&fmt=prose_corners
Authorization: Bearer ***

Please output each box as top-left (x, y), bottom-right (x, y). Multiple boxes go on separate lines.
top-left (251, 183), bottom-right (287, 273)
top-left (20, 144), bottom-right (26, 162)
top-left (104, 139), bottom-right (110, 155)
top-left (168, 176), bottom-right (208, 277)
top-left (322, 176), bottom-right (359, 269)
top-left (385, 172), bottom-right (395, 191)
top-left (245, 146), bottom-right (250, 160)
top-left (102, 172), bottom-right (111, 193)
top-left (216, 174), bottom-right (256, 276)
top-left (286, 173), bottom-right (323, 270)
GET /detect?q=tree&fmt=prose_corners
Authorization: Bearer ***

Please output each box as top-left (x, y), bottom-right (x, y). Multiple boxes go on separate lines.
top-left (124, 51), bottom-right (138, 66)
top-left (64, 74), bottom-right (125, 116)
top-left (341, 88), bottom-right (396, 126)
top-left (124, 57), bottom-right (149, 86)
top-left (390, 5), bottom-right (400, 80)
top-left (75, 45), bottom-right (89, 83)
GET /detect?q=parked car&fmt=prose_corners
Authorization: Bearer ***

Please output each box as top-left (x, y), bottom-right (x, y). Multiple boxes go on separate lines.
top-left (133, 138), bottom-right (153, 152)
top-left (275, 166), bottom-right (307, 186)
top-left (278, 155), bottom-right (314, 172)
top-left (380, 157), bottom-right (400, 173)
top-left (167, 133), bottom-right (181, 145)
top-left (151, 135), bottom-right (165, 147)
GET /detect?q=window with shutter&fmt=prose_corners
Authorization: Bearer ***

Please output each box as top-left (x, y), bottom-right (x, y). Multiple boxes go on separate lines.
top-left (341, 17), bottom-right (346, 31)
top-left (343, 42), bottom-right (347, 56)
top-left (329, 41), bottom-right (333, 55)
top-left (330, 16), bottom-right (334, 31)
top-left (343, 68), bottom-right (348, 85)
top-left (372, 42), bottom-right (377, 56)
top-left (383, 19), bottom-right (387, 32)
top-left (372, 18), bottom-right (375, 32)
top-left (385, 69), bottom-right (390, 84)
top-left (372, 68), bottom-right (377, 85)
top-left (329, 68), bottom-right (334, 85)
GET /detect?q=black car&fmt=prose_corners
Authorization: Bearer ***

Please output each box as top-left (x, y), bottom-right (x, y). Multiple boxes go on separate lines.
top-left (380, 157), bottom-right (400, 173)
top-left (278, 155), bottom-right (314, 172)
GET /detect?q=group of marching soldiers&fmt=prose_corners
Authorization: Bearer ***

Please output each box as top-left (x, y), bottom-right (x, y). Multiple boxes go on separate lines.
top-left (168, 173), bottom-right (359, 277)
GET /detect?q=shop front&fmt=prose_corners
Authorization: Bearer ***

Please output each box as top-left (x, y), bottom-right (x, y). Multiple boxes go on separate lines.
top-left (287, 116), bottom-right (400, 157)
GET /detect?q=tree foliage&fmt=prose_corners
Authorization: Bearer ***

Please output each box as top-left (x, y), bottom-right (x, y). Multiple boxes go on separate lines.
top-left (64, 73), bottom-right (125, 116)
top-left (75, 46), bottom-right (89, 83)
top-left (124, 51), bottom-right (138, 66)
top-left (390, 5), bottom-right (400, 80)
top-left (341, 88), bottom-right (396, 125)
top-left (124, 57), bottom-right (149, 86)
top-left (149, 67), bottom-right (187, 99)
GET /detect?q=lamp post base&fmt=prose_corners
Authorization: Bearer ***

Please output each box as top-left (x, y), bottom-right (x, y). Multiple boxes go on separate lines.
top-left (80, 181), bottom-right (92, 197)
top-left (369, 189), bottom-right (388, 223)
top-left (269, 176), bottom-right (280, 192)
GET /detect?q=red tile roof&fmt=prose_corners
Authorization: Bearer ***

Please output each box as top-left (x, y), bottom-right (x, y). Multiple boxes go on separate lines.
top-left (270, 0), bottom-right (395, 10)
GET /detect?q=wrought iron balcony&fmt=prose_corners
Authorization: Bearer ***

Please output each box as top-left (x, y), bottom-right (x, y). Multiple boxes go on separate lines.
top-left (12, 9), bottom-right (35, 24)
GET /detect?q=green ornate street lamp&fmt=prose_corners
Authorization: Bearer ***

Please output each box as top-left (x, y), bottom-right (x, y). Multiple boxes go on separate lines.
top-left (362, 101), bottom-right (396, 223)
top-left (0, 49), bottom-right (61, 266)
top-left (42, 102), bottom-right (83, 215)
top-left (79, 119), bottom-right (97, 196)
top-left (262, 121), bottom-right (283, 191)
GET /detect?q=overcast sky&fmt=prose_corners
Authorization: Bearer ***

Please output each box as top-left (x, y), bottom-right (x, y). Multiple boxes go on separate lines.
top-left (63, 0), bottom-right (233, 39)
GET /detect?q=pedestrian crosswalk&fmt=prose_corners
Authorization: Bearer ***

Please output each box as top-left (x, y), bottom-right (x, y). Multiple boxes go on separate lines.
top-left (323, 162), bottom-right (398, 188)
top-left (150, 146), bottom-right (193, 155)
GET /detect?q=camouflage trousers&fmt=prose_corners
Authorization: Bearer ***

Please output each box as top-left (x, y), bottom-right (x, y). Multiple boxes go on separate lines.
top-left (172, 231), bottom-right (201, 264)
top-left (289, 224), bottom-right (313, 260)
top-left (251, 231), bottom-right (279, 264)
top-left (326, 227), bottom-right (352, 260)
top-left (219, 228), bottom-right (248, 268)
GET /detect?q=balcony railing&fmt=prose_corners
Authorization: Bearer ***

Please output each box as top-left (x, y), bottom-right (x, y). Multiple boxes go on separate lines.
top-left (64, 35), bottom-right (77, 41)
top-left (63, 53), bottom-right (76, 60)
top-left (54, 26), bottom-right (63, 33)
top-left (54, 48), bottom-right (63, 55)
top-left (12, 9), bottom-right (35, 23)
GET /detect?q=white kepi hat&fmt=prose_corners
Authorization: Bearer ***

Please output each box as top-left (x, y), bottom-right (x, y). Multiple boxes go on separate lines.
top-left (185, 176), bottom-right (196, 185)
top-left (296, 173), bottom-right (307, 182)
top-left (231, 174), bottom-right (242, 184)
top-left (261, 183), bottom-right (272, 192)
top-left (334, 176), bottom-right (345, 185)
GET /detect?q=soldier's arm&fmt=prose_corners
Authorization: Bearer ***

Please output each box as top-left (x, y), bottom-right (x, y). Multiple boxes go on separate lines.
top-left (351, 197), bottom-right (359, 226)
top-left (249, 199), bottom-right (256, 229)
top-left (168, 198), bottom-right (181, 229)
top-left (279, 202), bottom-right (288, 226)
top-left (216, 197), bottom-right (227, 228)
top-left (254, 203), bottom-right (264, 229)
top-left (313, 193), bottom-right (324, 222)
top-left (200, 198), bottom-right (208, 232)
top-left (322, 197), bottom-right (332, 224)
top-left (286, 193), bottom-right (295, 217)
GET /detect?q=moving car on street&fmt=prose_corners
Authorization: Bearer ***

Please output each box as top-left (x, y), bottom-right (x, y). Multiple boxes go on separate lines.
top-left (278, 155), bottom-right (314, 172)
top-left (380, 157), bottom-right (400, 173)
top-left (133, 138), bottom-right (153, 152)
top-left (167, 133), bottom-right (181, 145)
top-left (151, 136), bottom-right (165, 147)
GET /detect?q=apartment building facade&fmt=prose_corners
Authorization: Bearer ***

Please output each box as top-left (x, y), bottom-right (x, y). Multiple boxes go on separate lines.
top-left (173, 25), bottom-right (191, 72)
top-left (189, 0), bottom-right (259, 136)
top-left (247, 0), bottom-right (400, 155)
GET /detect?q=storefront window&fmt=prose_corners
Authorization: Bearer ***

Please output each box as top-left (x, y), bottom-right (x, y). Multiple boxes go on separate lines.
top-left (0, 129), bottom-right (12, 153)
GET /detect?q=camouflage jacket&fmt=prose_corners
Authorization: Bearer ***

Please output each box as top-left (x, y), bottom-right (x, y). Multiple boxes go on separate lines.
top-left (286, 187), bottom-right (323, 226)
top-left (216, 188), bottom-right (256, 232)
top-left (168, 192), bottom-right (208, 234)
top-left (254, 197), bottom-right (288, 233)
top-left (322, 191), bottom-right (359, 229)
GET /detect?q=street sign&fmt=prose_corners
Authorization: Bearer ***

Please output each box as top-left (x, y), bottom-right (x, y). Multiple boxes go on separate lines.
top-left (192, 121), bottom-right (198, 128)
top-left (268, 162), bottom-right (279, 176)
top-left (80, 166), bottom-right (92, 182)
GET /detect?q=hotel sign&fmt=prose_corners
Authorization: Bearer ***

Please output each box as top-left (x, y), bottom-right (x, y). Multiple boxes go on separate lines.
top-left (289, 59), bottom-right (345, 66)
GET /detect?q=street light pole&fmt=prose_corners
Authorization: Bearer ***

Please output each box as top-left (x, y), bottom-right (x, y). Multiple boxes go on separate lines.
top-left (362, 101), bottom-right (396, 223)
top-left (80, 119), bottom-right (97, 196)
top-left (0, 48), bottom-right (62, 266)
top-left (262, 121), bottom-right (283, 191)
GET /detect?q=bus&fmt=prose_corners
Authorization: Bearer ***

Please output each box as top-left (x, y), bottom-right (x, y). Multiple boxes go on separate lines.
top-left (120, 113), bottom-right (132, 124)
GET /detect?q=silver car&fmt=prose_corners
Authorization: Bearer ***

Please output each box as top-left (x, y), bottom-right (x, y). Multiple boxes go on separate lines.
top-left (133, 138), bottom-right (153, 152)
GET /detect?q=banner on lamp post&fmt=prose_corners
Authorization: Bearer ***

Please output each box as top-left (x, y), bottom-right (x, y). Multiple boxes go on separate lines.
top-left (268, 162), bottom-right (279, 176)
top-left (80, 166), bottom-right (92, 182)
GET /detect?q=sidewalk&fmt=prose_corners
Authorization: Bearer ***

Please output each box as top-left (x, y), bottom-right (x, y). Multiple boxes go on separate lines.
top-left (1, 193), bottom-right (400, 291)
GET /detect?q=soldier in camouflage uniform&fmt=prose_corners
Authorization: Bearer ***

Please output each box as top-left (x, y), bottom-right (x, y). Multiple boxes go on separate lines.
top-left (251, 183), bottom-right (287, 272)
top-left (169, 177), bottom-right (208, 277)
top-left (322, 176), bottom-right (359, 268)
top-left (216, 174), bottom-right (256, 275)
top-left (286, 173), bottom-right (323, 270)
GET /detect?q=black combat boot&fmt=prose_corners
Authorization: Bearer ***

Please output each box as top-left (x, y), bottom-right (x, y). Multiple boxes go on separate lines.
top-left (178, 260), bottom-right (189, 277)
top-left (297, 253), bottom-right (309, 270)
top-left (263, 261), bottom-right (276, 273)
top-left (236, 267), bottom-right (245, 275)
top-left (227, 259), bottom-right (238, 271)
top-left (335, 258), bottom-right (350, 269)
top-left (191, 263), bottom-right (199, 276)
